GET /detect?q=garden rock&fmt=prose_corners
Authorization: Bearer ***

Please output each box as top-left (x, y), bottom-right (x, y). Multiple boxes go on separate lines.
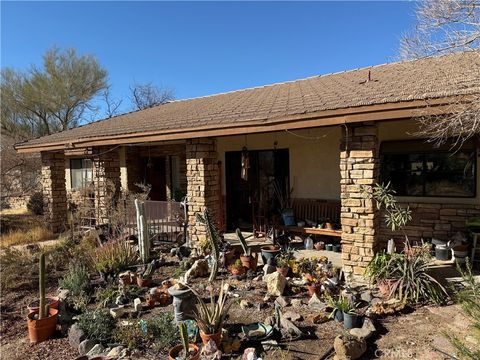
top-left (291, 299), bottom-right (303, 308)
top-left (283, 311), bottom-right (302, 322)
top-left (240, 300), bottom-right (252, 309)
top-left (253, 275), bottom-right (262, 281)
top-left (110, 305), bottom-right (128, 318)
top-left (369, 298), bottom-right (405, 316)
top-left (265, 272), bottom-right (286, 296)
top-left (306, 313), bottom-right (328, 324)
top-left (360, 290), bottom-right (373, 303)
top-left (68, 323), bottom-right (86, 349)
top-left (183, 258), bottom-right (209, 282)
top-left (78, 339), bottom-right (96, 355)
top-left (133, 298), bottom-right (142, 312)
top-left (274, 296), bottom-right (290, 308)
top-left (58, 289), bottom-right (70, 301)
top-left (333, 335), bottom-right (366, 360)
top-left (86, 343), bottom-right (105, 356)
top-left (107, 345), bottom-right (126, 357)
top-left (308, 293), bottom-right (326, 310)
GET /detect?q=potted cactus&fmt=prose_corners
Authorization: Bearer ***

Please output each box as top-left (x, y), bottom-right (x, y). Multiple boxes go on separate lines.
top-left (228, 259), bottom-right (246, 276)
top-left (27, 253), bottom-right (58, 343)
top-left (168, 321), bottom-right (200, 360)
top-left (137, 261), bottom-right (154, 287)
top-left (236, 229), bottom-right (258, 271)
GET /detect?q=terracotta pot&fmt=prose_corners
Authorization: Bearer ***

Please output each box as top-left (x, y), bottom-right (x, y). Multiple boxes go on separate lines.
top-left (137, 276), bottom-right (152, 288)
top-left (168, 343), bottom-right (200, 360)
top-left (240, 253), bottom-right (258, 271)
top-left (276, 266), bottom-right (289, 277)
top-left (224, 249), bottom-right (236, 265)
top-left (200, 330), bottom-right (222, 348)
top-left (157, 292), bottom-right (172, 306)
top-left (27, 307), bottom-right (58, 344)
top-left (314, 242), bottom-right (324, 251)
top-left (377, 278), bottom-right (396, 298)
top-left (306, 283), bottom-right (321, 296)
top-left (27, 297), bottom-right (59, 314)
top-left (229, 266), bottom-right (246, 276)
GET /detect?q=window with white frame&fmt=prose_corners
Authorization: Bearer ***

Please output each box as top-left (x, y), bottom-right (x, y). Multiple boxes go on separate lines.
top-left (70, 158), bottom-right (93, 189)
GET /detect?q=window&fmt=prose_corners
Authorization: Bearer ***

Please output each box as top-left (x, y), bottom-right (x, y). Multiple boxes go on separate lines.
top-left (380, 141), bottom-right (477, 198)
top-left (70, 158), bottom-right (93, 189)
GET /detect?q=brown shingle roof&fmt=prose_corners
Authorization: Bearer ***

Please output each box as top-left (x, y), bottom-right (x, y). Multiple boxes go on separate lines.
top-left (16, 51), bottom-right (480, 150)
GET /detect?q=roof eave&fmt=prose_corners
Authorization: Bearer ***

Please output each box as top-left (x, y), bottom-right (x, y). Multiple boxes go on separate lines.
top-left (14, 97), bottom-right (463, 153)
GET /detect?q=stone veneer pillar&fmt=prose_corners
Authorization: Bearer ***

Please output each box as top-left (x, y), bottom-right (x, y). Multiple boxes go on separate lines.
top-left (93, 147), bottom-right (121, 224)
top-left (186, 138), bottom-right (221, 246)
top-left (340, 122), bottom-right (380, 280)
top-left (41, 151), bottom-right (67, 233)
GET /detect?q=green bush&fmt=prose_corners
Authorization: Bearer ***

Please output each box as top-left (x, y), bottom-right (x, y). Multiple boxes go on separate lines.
top-left (59, 263), bottom-right (92, 311)
top-left (147, 313), bottom-right (178, 352)
top-left (78, 309), bottom-right (116, 344)
top-left (27, 192), bottom-right (44, 215)
top-left (114, 322), bottom-right (144, 349)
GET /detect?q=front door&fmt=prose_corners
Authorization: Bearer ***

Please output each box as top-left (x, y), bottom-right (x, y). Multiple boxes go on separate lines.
top-left (145, 157), bottom-right (167, 201)
top-left (225, 149), bottom-right (289, 231)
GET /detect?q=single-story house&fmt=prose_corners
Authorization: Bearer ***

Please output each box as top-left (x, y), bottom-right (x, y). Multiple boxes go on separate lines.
top-left (15, 51), bottom-right (480, 279)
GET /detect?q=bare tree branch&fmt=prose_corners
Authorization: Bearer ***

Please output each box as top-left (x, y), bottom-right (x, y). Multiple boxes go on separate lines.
top-left (400, 0), bottom-right (480, 147)
top-left (130, 82), bottom-right (174, 110)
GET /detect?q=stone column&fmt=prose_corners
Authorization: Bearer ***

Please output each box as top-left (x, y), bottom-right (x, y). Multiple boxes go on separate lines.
top-left (340, 122), bottom-right (380, 280)
top-left (41, 151), bottom-right (67, 234)
top-left (186, 138), bottom-right (221, 246)
top-left (93, 147), bottom-right (121, 224)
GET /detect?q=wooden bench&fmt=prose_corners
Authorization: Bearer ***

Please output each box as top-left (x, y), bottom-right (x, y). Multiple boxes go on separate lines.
top-left (276, 198), bottom-right (342, 239)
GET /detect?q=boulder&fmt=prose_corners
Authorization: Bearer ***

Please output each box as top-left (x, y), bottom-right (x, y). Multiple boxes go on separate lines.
top-left (369, 298), bottom-right (405, 316)
top-left (283, 311), bottom-right (302, 322)
top-left (274, 296), bottom-right (290, 308)
top-left (308, 293), bottom-right (326, 310)
top-left (78, 339), bottom-right (96, 355)
top-left (333, 335), bottom-right (367, 360)
top-left (68, 323), bottom-right (86, 349)
top-left (265, 272), bottom-right (286, 296)
top-left (107, 345), bottom-right (126, 357)
top-left (86, 343), bottom-right (105, 356)
top-left (184, 259), bottom-right (209, 283)
top-left (306, 313), bottom-right (328, 324)
top-left (291, 299), bottom-right (303, 308)
top-left (360, 290), bottom-right (373, 303)
top-left (262, 264), bottom-right (276, 280)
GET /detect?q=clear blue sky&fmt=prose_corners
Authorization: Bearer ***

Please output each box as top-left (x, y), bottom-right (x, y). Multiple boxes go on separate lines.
top-left (2, 1), bottom-right (416, 116)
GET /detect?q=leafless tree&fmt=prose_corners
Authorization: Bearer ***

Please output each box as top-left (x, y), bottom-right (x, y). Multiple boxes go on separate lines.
top-left (130, 82), bottom-right (174, 110)
top-left (400, 0), bottom-right (480, 147)
top-left (102, 87), bottom-right (123, 118)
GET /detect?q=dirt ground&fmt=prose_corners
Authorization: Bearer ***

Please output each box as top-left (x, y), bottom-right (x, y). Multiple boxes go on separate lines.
top-left (0, 250), bottom-right (475, 360)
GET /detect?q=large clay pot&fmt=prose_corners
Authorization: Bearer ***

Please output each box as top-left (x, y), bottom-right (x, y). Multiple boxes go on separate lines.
top-left (137, 276), bottom-right (152, 288)
top-left (260, 245), bottom-right (281, 265)
top-left (240, 253), bottom-right (258, 271)
top-left (200, 330), bottom-right (222, 348)
top-left (27, 297), bottom-right (59, 314)
top-left (168, 343), bottom-right (200, 360)
top-left (27, 307), bottom-right (58, 343)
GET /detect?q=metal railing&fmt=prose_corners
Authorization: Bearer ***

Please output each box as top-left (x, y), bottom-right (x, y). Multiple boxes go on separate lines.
top-left (127, 200), bottom-right (186, 243)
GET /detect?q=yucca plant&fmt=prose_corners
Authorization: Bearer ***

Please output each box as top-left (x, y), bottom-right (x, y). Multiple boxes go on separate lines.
top-left (196, 209), bottom-right (220, 282)
top-left (193, 282), bottom-right (232, 335)
top-left (388, 253), bottom-right (449, 304)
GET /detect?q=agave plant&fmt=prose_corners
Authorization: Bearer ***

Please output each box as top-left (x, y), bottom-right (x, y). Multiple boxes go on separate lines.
top-left (193, 282), bottom-right (232, 335)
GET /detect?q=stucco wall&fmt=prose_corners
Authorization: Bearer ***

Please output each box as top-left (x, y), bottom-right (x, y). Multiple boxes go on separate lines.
top-left (216, 127), bottom-right (342, 200)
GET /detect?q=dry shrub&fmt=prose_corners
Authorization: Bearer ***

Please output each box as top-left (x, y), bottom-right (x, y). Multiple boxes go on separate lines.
top-left (0, 226), bottom-right (54, 248)
top-left (0, 247), bottom-right (38, 291)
